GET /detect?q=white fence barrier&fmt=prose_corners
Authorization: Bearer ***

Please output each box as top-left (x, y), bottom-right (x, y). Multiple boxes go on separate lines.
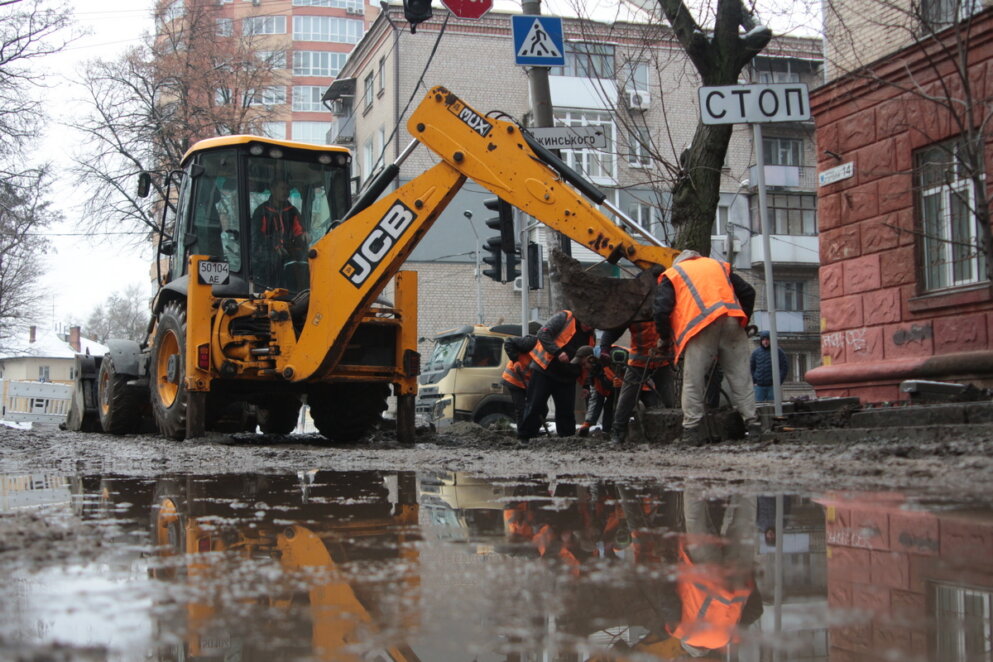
top-left (2, 380), bottom-right (73, 426)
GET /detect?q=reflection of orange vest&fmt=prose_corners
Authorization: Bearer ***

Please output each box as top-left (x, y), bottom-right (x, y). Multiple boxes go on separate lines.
top-left (531, 311), bottom-right (590, 370)
top-left (660, 258), bottom-right (746, 361)
top-left (669, 544), bottom-right (752, 650)
top-left (502, 354), bottom-right (533, 389)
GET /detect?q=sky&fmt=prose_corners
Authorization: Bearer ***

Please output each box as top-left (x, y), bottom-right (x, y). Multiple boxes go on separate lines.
top-left (34, 0), bottom-right (156, 329)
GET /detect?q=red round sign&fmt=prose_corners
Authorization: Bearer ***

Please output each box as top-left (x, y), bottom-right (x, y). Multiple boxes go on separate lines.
top-left (441, 0), bottom-right (493, 19)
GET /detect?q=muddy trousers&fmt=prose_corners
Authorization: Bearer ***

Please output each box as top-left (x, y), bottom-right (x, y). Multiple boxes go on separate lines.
top-left (520, 369), bottom-right (576, 439)
top-left (584, 389), bottom-right (616, 432)
top-left (681, 316), bottom-right (756, 430)
top-left (613, 364), bottom-right (675, 440)
top-left (507, 384), bottom-right (527, 429)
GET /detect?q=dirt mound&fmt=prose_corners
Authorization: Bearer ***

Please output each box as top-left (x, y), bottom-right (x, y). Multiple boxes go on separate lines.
top-left (551, 249), bottom-right (660, 329)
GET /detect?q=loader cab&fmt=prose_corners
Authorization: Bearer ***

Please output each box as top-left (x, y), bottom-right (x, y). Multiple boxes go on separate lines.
top-left (165, 136), bottom-right (352, 295)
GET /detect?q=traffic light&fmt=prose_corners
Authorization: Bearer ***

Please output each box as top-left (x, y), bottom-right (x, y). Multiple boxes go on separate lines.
top-left (528, 241), bottom-right (544, 290)
top-left (483, 197), bottom-right (515, 282)
top-left (402, 0), bottom-right (432, 32)
top-left (481, 237), bottom-right (502, 282)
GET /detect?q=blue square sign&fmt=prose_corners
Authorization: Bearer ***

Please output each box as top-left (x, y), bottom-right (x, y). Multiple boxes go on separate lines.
top-left (512, 15), bottom-right (565, 67)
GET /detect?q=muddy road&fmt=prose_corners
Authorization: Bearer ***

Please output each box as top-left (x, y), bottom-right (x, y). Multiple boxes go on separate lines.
top-left (2, 422), bottom-right (993, 661)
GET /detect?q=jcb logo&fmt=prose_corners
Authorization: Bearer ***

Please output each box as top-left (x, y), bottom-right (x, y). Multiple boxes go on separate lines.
top-left (341, 202), bottom-right (416, 287)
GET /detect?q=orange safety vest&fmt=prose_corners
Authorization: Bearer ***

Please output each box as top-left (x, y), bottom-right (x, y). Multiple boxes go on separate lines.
top-left (591, 365), bottom-right (619, 397)
top-left (627, 320), bottom-right (669, 368)
top-left (501, 354), bottom-right (533, 389)
top-left (530, 310), bottom-right (592, 370)
top-left (659, 257), bottom-right (746, 362)
top-left (668, 543), bottom-right (753, 650)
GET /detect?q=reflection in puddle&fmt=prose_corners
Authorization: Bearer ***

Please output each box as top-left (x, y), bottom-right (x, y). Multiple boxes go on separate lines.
top-left (0, 470), bottom-right (990, 661)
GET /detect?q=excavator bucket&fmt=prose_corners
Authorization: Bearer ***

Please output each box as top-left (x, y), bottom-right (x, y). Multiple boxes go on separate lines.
top-left (551, 249), bottom-right (661, 331)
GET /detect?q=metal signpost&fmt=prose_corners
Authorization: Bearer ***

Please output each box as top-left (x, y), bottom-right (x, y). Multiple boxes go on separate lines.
top-left (700, 83), bottom-right (811, 417)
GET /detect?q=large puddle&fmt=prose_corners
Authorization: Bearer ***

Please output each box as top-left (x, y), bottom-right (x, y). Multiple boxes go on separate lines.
top-left (1, 470), bottom-right (991, 661)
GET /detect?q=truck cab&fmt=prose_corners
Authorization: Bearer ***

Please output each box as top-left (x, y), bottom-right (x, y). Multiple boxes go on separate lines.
top-left (416, 323), bottom-right (538, 428)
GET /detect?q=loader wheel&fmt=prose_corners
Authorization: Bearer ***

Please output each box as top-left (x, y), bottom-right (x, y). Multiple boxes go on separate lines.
top-left (309, 383), bottom-right (389, 443)
top-left (150, 301), bottom-right (189, 440)
top-left (257, 395), bottom-right (302, 434)
top-left (97, 355), bottom-right (145, 435)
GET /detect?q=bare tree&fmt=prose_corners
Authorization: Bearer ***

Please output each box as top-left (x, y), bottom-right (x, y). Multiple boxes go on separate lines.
top-left (0, 0), bottom-right (72, 348)
top-left (83, 283), bottom-right (150, 344)
top-left (822, 0), bottom-right (993, 285)
top-left (69, 0), bottom-right (288, 238)
top-left (562, 0), bottom-right (774, 255)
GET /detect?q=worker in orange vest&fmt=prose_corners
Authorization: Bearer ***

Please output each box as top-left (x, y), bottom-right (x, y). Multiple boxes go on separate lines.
top-left (578, 345), bottom-right (624, 437)
top-left (501, 335), bottom-right (538, 430)
top-left (519, 310), bottom-right (595, 440)
top-left (601, 320), bottom-right (676, 444)
top-left (653, 250), bottom-right (760, 446)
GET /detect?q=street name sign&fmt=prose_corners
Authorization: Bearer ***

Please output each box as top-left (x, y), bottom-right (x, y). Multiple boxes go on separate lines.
top-left (528, 125), bottom-right (607, 150)
top-left (512, 15), bottom-right (565, 67)
top-left (699, 83), bottom-right (810, 125)
top-left (818, 161), bottom-right (855, 186)
top-left (441, 0), bottom-right (492, 20)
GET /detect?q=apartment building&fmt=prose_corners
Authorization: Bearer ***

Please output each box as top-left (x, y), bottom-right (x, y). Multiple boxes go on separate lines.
top-left (324, 4), bottom-right (822, 395)
top-left (156, 0), bottom-right (371, 142)
top-left (808, 4), bottom-right (993, 401)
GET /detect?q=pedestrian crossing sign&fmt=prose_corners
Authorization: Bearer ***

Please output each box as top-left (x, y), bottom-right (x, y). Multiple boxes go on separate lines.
top-left (512, 15), bottom-right (565, 67)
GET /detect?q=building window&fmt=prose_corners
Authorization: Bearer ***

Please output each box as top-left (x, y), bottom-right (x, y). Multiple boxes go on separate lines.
top-left (243, 16), bottom-right (286, 35)
top-left (751, 193), bottom-right (817, 235)
top-left (758, 70), bottom-right (801, 84)
top-left (161, 0), bottom-right (184, 22)
top-left (627, 125), bottom-right (651, 168)
top-left (550, 42), bottom-right (615, 79)
top-left (917, 139), bottom-right (985, 291)
top-left (362, 137), bottom-right (374, 182)
top-left (293, 50), bottom-right (347, 77)
top-left (363, 71), bottom-right (374, 109)
top-left (257, 50), bottom-right (288, 69)
top-left (246, 86), bottom-right (286, 106)
top-left (763, 136), bottom-right (803, 166)
top-left (378, 57), bottom-right (386, 93)
top-left (263, 122), bottom-right (287, 139)
top-left (293, 85), bottom-right (324, 112)
top-left (292, 121), bottom-right (330, 143)
top-left (216, 18), bottom-right (233, 37)
top-left (774, 281), bottom-right (805, 311)
top-left (554, 109), bottom-right (614, 180)
top-left (621, 60), bottom-right (649, 94)
top-left (294, 0), bottom-right (363, 9)
top-left (293, 16), bottom-right (364, 43)
top-left (712, 204), bottom-right (729, 236)
top-left (38, 365), bottom-right (50, 382)
top-left (933, 583), bottom-right (993, 660)
top-left (918, 0), bottom-right (982, 31)
top-left (787, 352), bottom-right (808, 382)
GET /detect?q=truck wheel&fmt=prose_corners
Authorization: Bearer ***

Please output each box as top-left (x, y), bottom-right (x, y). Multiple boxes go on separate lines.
top-left (65, 355), bottom-right (101, 432)
top-left (150, 301), bottom-right (189, 441)
top-left (478, 411), bottom-right (514, 430)
top-left (97, 354), bottom-right (145, 435)
top-left (309, 383), bottom-right (389, 443)
top-left (257, 395), bottom-right (302, 434)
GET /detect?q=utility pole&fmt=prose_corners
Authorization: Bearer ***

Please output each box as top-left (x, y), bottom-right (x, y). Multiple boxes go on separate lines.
top-left (521, 0), bottom-right (569, 260)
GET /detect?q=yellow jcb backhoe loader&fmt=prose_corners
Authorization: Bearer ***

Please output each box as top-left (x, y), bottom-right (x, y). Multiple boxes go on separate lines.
top-left (66, 85), bottom-right (678, 443)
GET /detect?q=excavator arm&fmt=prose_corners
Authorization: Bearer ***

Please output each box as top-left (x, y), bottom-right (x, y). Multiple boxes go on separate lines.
top-left (280, 86), bottom-right (678, 382)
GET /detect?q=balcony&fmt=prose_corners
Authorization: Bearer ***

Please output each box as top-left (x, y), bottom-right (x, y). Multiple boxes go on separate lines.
top-left (751, 311), bottom-right (820, 335)
top-left (749, 234), bottom-right (819, 266)
top-left (747, 165), bottom-right (817, 190)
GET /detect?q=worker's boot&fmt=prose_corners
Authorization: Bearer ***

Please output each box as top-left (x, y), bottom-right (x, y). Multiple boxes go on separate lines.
top-left (679, 425), bottom-right (706, 447)
top-left (611, 425), bottom-right (626, 445)
top-left (746, 418), bottom-right (764, 439)
top-left (577, 422), bottom-right (592, 437)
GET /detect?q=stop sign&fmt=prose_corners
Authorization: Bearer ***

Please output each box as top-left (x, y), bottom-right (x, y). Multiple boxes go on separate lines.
top-left (441, 0), bottom-right (492, 19)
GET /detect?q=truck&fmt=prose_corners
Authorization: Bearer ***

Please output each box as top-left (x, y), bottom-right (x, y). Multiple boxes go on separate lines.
top-left (67, 85), bottom-right (679, 444)
top-left (416, 323), bottom-right (539, 428)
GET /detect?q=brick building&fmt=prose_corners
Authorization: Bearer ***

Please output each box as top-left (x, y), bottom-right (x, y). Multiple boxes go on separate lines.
top-left (325, 3), bottom-right (822, 393)
top-left (807, 6), bottom-right (993, 401)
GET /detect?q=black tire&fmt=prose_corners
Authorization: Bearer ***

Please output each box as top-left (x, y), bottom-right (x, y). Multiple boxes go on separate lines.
top-left (65, 355), bottom-right (100, 432)
top-left (149, 301), bottom-right (189, 440)
top-left (309, 383), bottom-right (389, 443)
top-left (97, 354), bottom-right (145, 435)
top-left (477, 411), bottom-right (515, 430)
top-left (257, 395), bottom-right (302, 434)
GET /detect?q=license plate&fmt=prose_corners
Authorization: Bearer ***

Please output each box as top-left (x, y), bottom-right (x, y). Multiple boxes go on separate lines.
top-left (197, 261), bottom-right (230, 285)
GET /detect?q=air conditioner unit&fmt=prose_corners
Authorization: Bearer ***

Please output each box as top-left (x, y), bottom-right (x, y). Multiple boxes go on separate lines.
top-left (626, 90), bottom-right (649, 111)
top-left (512, 276), bottom-right (523, 293)
top-left (346, 6), bottom-right (364, 14)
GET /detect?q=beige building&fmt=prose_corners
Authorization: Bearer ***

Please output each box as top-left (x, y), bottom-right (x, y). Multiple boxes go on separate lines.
top-left (325, 5), bottom-right (822, 396)
top-left (0, 327), bottom-right (107, 386)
